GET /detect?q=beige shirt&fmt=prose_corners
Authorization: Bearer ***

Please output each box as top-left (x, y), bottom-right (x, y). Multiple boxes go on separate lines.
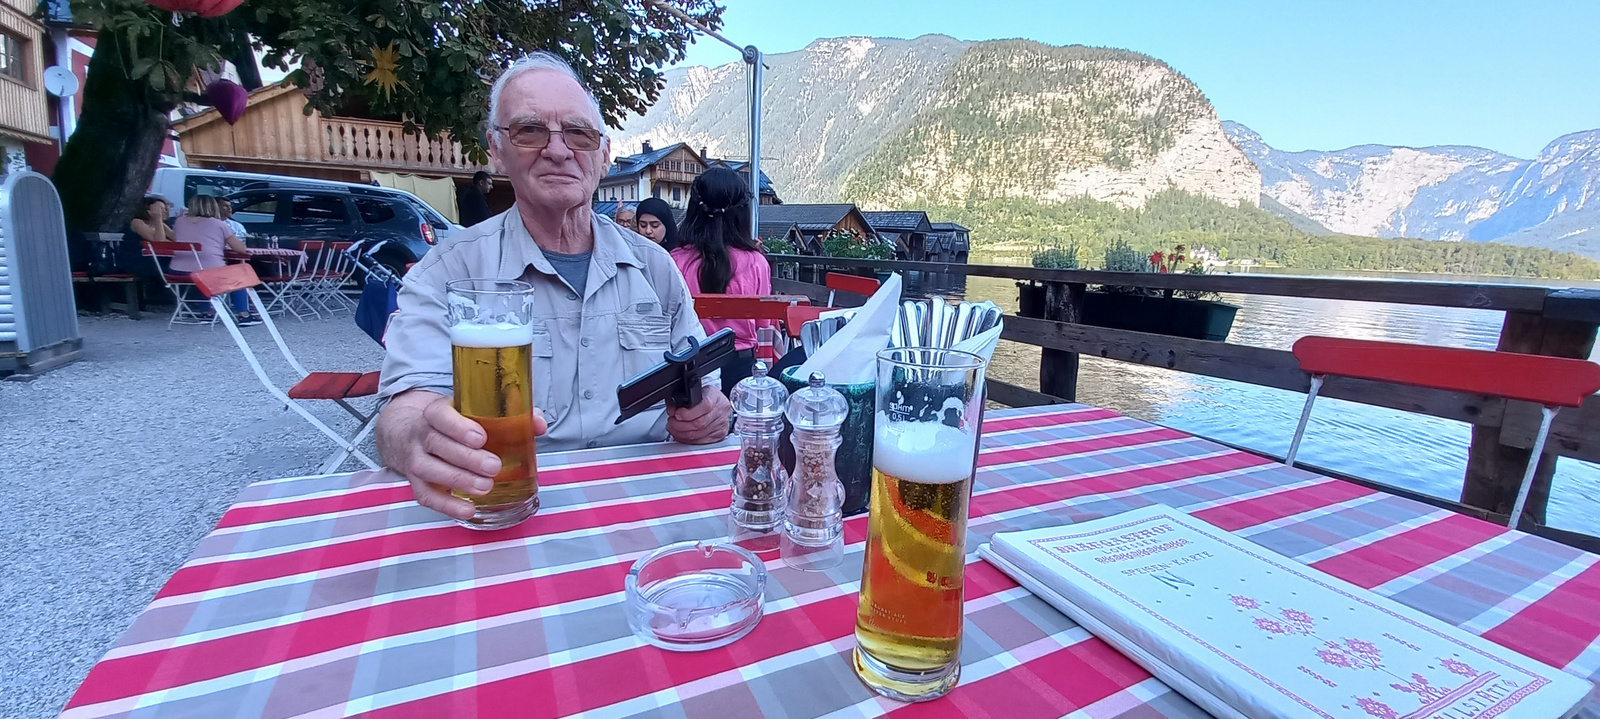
top-left (379, 210), bottom-right (713, 453)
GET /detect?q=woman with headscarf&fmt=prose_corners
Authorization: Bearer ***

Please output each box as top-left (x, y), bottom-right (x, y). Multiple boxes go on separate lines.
top-left (633, 197), bottom-right (678, 249)
top-left (669, 168), bottom-right (771, 394)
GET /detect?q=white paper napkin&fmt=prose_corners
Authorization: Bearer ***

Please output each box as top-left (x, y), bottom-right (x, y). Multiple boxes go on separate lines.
top-left (798, 273), bottom-right (902, 385)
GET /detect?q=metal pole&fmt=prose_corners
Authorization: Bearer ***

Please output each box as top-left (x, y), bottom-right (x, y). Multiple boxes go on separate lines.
top-left (743, 45), bottom-right (762, 241)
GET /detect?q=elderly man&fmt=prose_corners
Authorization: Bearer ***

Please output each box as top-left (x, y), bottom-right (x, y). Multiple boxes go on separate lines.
top-left (376, 52), bottom-right (732, 521)
top-left (614, 204), bottom-right (635, 231)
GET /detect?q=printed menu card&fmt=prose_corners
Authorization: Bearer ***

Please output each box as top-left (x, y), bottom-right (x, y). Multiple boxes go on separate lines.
top-left (979, 505), bottom-right (1593, 719)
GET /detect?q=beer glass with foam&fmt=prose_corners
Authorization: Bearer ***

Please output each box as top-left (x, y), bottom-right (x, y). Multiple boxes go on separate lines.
top-left (446, 279), bottom-right (539, 530)
top-left (853, 348), bottom-right (987, 701)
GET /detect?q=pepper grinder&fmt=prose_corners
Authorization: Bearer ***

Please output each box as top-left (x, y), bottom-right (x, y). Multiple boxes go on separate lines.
top-left (781, 372), bottom-right (848, 571)
top-left (729, 361), bottom-right (789, 552)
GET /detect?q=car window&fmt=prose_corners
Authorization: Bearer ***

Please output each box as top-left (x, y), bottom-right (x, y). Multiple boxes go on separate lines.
top-left (230, 194), bottom-right (279, 225)
top-left (185, 175), bottom-right (258, 204)
top-left (290, 195), bottom-right (350, 225)
top-left (354, 198), bottom-right (397, 224)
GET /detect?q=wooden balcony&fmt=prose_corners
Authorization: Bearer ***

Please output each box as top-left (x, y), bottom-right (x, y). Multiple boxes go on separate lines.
top-left (172, 85), bottom-right (493, 181)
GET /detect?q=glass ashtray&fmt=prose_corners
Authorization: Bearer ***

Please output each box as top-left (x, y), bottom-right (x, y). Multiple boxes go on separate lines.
top-left (625, 540), bottom-right (767, 652)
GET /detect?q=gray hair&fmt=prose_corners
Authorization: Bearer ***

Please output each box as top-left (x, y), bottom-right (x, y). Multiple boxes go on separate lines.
top-left (487, 52), bottom-right (605, 149)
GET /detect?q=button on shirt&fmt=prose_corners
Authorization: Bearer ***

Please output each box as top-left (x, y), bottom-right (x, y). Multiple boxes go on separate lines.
top-left (379, 211), bottom-right (714, 453)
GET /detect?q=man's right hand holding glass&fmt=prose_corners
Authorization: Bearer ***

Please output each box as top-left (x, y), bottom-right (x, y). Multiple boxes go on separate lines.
top-left (375, 389), bottom-right (549, 521)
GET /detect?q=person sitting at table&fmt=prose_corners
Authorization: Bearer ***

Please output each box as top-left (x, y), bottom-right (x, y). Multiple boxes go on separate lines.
top-left (633, 197), bottom-right (678, 248)
top-left (170, 194), bottom-right (260, 326)
top-left (127, 195), bottom-right (175, 244)
top-left (614, 203), bottom-right (635, 231)
top-left (670, 167), bottom-right (772, 394)
top-left (376, 51), bottom-right (732, 522)
top-left (218, 200), bottom-right (248, 241)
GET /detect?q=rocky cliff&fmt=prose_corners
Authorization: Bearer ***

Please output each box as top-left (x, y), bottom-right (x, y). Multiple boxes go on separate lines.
top-left (615, 35), bottom-right (1260, 209)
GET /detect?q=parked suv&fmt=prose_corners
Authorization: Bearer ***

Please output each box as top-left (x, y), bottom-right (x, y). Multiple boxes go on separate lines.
top-left (225, 182), bottom-right (439, 277)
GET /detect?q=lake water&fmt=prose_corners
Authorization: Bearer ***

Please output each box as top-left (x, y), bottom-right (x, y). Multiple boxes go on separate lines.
top-left (901, 266), bottom-right (1600, 535)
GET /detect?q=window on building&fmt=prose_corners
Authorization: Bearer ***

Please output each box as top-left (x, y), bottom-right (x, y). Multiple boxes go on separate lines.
top-left (289, 195), bottom-right (350, 225)
top-left (653, 185), bottom-right (661, 198)
top-left (0, 33), bottom-right (25, 84)
top-left (672, 186), bottom-right (681, 202)
top-left (354, 198), bottom-right (396, 224)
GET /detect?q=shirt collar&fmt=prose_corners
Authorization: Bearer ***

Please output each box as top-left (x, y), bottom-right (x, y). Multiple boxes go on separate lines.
top-left (498, 208), bottom-right (647, 290)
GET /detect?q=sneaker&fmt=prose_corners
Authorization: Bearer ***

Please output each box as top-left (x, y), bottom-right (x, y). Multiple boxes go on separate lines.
top-left (235, 313), bottom-right (263, 327)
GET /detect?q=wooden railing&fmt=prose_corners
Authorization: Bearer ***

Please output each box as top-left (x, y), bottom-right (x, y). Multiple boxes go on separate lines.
top-left (322, 118), bottom-right (485, 174)
top-left (766, 255), bottom-right (1600, 549)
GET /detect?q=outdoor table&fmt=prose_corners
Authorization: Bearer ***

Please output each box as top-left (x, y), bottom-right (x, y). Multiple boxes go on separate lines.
top-left (61, 404), bottom-right (1600, 718)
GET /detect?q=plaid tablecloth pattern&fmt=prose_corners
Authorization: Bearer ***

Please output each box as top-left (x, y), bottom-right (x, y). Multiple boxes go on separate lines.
top-left (62, 405), bottom-right (1600, 718)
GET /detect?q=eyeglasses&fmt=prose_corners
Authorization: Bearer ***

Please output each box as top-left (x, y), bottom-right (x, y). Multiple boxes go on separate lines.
top-left (492, 123), bottom-right (604, 151)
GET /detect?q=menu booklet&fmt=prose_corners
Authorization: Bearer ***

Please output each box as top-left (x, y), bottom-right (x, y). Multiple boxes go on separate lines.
top-left (979, 506), bottom-right (1593, 719)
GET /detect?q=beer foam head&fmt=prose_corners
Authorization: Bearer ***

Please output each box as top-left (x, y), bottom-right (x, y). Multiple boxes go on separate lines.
top-left (449, 321), bottom-right (534, 348)
top-left (874, 422), bottom-right (976, 484)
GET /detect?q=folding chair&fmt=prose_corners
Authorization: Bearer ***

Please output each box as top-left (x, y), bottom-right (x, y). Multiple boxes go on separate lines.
top-left (310, 241), bottom-right (359, 315)
top-left (255, 250), bottom-right (308, 319)
top-left (143, 241), bottom-right (212, 328)
top-left (190, 263), bottom-right (381, 474)
top-left (824, 271), bottom-right (880, 307)
top-left (1288, 336), bottom-right (1600, 527)
top-left (282, 240), bottom-right (328, 320)
top-left (694, 294), bottom-right (808, 363)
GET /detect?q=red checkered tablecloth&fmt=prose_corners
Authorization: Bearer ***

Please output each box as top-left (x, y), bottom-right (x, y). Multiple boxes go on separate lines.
top-left (61, 405), bottom-right (1600, 718)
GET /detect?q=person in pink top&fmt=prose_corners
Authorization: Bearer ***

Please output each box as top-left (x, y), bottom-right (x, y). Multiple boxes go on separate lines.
top-left (670, 167), bottom-right (772, 394)
top-left (169, 194), bottom-right (260, 325)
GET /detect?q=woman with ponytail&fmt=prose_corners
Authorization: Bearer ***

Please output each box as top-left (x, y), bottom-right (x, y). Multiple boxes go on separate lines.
top-left (670, 167), bottom-right (771, 394)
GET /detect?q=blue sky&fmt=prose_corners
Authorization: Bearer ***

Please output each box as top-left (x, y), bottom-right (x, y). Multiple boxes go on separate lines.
top-left (671, 0), bottom-right (1599, 159)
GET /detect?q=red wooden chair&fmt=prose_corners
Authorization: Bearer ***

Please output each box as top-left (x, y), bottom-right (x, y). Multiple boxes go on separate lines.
top-left (824, 272), bottom-right (880, 307)
top-left (142, 241), bottom-right (210, 327)
top-left (694, 294), bottom-right (809, 363)
top-left (785, 304), bottom-right (829, 339)
top-left (1289, 336), bottom-right (1600, 526)
top-left (191, 263), bottom-right (381, 473)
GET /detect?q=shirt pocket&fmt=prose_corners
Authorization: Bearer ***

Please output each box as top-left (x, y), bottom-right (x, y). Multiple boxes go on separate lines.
top-left (617, 314), bottom-right (672, 380)
top-left (529, 324), bottom-right (556, 412)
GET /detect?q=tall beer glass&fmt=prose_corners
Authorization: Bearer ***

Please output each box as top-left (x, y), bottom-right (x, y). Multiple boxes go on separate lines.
top-left (446, 279), bottom-right (539, 530)
top-left (854, 348), bottom-right (987, 701)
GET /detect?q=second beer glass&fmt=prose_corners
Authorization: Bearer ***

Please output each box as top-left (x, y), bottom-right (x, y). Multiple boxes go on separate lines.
top-left (446, 279), bottom-right (539, 530)
top-left (853, 348), bottom-right (987, 701)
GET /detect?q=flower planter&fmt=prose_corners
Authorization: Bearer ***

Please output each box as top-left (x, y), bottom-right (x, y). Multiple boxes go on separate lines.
top-left (1081, 292), bottom-right (1239, 342)
top-left (1014, 284), bottom-right (1238, 341)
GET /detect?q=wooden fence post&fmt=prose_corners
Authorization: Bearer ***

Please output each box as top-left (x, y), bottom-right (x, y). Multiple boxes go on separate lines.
top-left (1461, 310), bottom-right (1598, 526)
top-left (1039, 281), bottom-right (1085, 401)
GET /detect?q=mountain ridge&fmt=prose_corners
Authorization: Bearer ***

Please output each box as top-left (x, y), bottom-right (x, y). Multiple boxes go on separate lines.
top-left (616, 35), bottom-right (1259, 209)
top-left (1227, 121), bottom-right (1600, 257)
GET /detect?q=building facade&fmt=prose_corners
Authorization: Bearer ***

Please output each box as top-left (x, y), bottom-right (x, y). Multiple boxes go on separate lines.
top-left (598, 141), bottom-right (780, 210)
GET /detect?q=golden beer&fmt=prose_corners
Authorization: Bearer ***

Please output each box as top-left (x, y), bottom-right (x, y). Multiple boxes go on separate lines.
top-left (446, 279), bottom-right (539, 530)
top-left (854, 421), bottom-right (978, 701)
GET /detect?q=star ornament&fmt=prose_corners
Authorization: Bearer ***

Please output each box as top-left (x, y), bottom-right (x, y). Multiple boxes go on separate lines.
top-left (363, 43), bottom-right (405, 99)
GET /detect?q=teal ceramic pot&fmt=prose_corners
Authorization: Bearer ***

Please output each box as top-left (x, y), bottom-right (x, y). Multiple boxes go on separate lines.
top-left (779, 366), bottom-right (876, 516)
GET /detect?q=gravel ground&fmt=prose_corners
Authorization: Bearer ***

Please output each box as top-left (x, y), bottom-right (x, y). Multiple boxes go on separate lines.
top-left (0, 310), bottom-right (386, 719)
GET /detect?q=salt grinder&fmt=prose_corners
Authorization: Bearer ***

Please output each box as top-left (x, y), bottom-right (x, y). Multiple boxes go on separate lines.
top-left (729, 361), bottom-right (789, 550)
top-left (781, 372), bottom-right (848, 571)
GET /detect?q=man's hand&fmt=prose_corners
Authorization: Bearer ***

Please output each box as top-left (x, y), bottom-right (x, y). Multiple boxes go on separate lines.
top-left (667, 385), bottom-right (731, 445)
top-left (375, 389), bottom-right (548, 520)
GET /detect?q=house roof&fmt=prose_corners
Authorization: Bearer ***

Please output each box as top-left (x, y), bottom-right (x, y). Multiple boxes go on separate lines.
top-left (705, 159), bottom-right (777, 198)
top-left (758, 221), bottom-right (800, 241)
top-left (603, 143), bottom-right (692, 181)
top-left (930, 222), bottom-right (969, 233)
top-left (759, 204), bottom-right (859, 232)
top-left (603, 143), bottom-right (779, 200)
top-left (171, 84), bottom-right (301, 133)
top-left (862, 210), bottom-right (933, 233)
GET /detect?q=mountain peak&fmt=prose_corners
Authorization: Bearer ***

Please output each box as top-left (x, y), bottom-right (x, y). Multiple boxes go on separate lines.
top-left (619, 35), bottom-right (1259, 208)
